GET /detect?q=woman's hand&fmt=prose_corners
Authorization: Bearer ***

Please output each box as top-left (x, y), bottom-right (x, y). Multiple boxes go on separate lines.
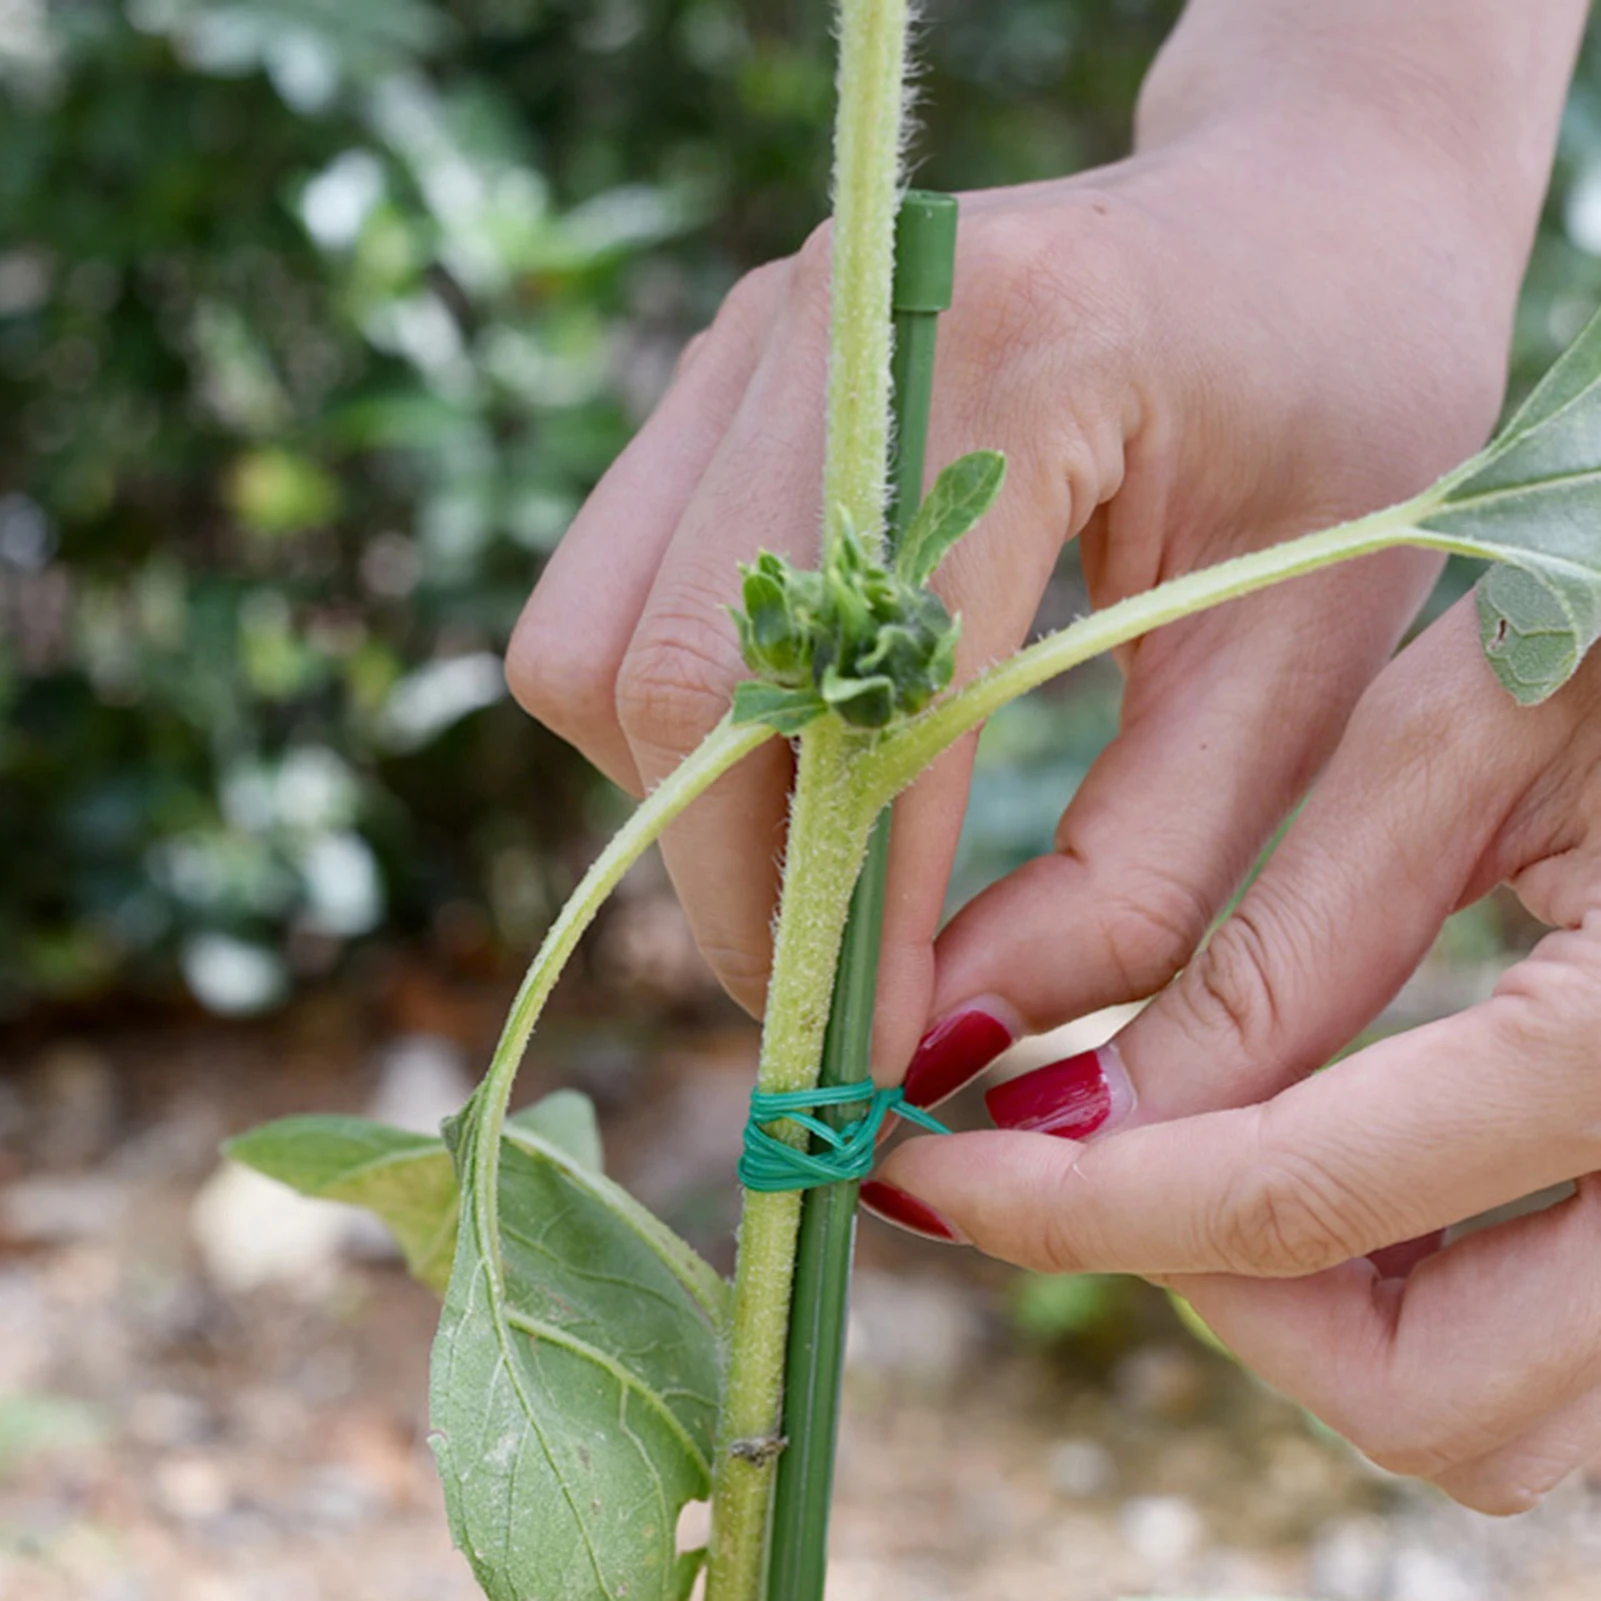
top-left (873, 596), bottom-right (1601, 1514)
top-left (508, 81), bottom-right (1538, 1073)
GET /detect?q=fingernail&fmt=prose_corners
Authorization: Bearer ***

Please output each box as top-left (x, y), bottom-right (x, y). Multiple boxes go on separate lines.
top-left (859, 1180), bottom-right (967, 1243)
top-left (902, 1003), bottom-right (1017, 1110)
top-left (984, 1042), bottom-right (1135, 1140)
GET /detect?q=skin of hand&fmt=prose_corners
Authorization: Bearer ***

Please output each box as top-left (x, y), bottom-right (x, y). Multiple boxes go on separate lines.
top-left (507, 1), bottom-right (1588, 1510)
top-left (508, 62), bottom-right (1556, 1073)
top-left (874, 599), bottom-right (1601, 1516)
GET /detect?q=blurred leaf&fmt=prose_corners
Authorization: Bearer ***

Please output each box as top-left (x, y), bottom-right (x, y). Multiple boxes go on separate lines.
top-left (1009, 1272), bottom-right (1119, 1343)
top-left (228, 447), bottom-right (342, 536)
top-left (0, 1394), bottom-right (105, 1477)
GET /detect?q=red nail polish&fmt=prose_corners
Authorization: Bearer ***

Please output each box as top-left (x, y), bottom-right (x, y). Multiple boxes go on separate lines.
top-left (902, 1008), bottom-right (1015, 1109)
top-left (985, 1049), bottom-right (1114, 1140)
top-left (860, 1180), bottom-right (965, 1243)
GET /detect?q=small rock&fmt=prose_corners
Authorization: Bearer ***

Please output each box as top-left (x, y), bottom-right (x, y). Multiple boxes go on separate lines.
top-left (151, 1454), bottom-right (232, 1522)
top-left (190, 1162), bottom-right (355, 1295)
top-left (345, 1034), bottom-right (474, 1261)
top-left (1119, 1494), bottom-right (1204, 1574)
top-left (2, 1173), bottom-right (126, 1244)
top-left (1113, 1345), bottom-right (1208, 1420)
top-left (1389, 1544), bottom-right (1484, 1601)
top-left (1047, 1437), bottom-right (1115, 1499)
top-left (365, 1034), bottom-right (472, 1136)
top-left (1309, 1517), bottom-right (1392, 1601)
top-left (125, 1390), bottom-right (212, 1449)
top-left (29, 1043), bottom-right (119, 1166)
top-left (845, 1271), bottom-right (986, 1388)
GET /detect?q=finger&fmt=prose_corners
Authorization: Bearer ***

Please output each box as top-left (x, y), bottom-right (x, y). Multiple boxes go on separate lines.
top-left (930, 598), bottom-right (1586, 1134)
top-left (1432, 1367), bottom-right (1601, 1514)
top-left (876, 909), bottom-right (1601, 1276)
top-left (617, 217), bottom-right (1118, 1020)
top-left (506, 259), bottom-right (789, 793)
top-left (1163, 1177), bottom-right (1601, 1513)
top-left (612, 237), bottom-right (840, 1011)
top-left (909, 543), bottom-right (1441, 1108)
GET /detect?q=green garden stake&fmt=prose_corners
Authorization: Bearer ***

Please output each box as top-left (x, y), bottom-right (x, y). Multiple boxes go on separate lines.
top-left (765, 189), bottom-right (958, 1601)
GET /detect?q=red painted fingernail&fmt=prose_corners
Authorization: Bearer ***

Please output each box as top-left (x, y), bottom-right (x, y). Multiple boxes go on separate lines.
top-left (860, 1181), bottom-right (966, 1243)
top-left (985, 1045), bottom-right (1133, 1140)
top-left (902, 1006), bottom-right (1016, 1109)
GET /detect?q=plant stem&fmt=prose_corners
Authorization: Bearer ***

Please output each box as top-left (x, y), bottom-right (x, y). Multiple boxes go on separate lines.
top-left (707, 723), bottom-right (877, 1601)
top-left (766, 191), bottom-right (958, 1601)
top-left (462, 715), bottom-right (773, 1295)
top-left (707, 5), bottom-right (918, 1594)
top-left (866, 503), bottom-right (1463, 805)
top-left (822, 0), bottom-right (912, 558)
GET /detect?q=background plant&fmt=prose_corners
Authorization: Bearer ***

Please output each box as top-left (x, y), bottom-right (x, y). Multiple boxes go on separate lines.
top-left (12, 0), bottom-right (1601, 1020)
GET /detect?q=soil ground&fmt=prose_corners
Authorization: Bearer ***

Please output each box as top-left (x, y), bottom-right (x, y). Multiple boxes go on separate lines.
top-left (2, 971), bottom-right (1598, 1601)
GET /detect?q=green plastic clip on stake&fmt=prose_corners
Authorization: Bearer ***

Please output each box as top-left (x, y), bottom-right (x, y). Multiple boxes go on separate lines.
top-left (765, 190), bottom-right (959, 1601)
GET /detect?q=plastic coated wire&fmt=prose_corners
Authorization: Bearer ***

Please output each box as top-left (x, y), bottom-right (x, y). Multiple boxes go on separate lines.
top-left (738, 1082), bottom-right (950, 1192)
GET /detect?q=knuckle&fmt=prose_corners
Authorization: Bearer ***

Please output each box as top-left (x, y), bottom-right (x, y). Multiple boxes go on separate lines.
top-left (1209, 1113), bottom-right (1368, 1277)
top-left (506, 603), bottom-right (614, 741)
top-left (1450, 1473), bottom-right (1552, 1519)
top-left (1360, 1433), bottom-right (1454, 1484)
top-left (671, 328), bottom-right (712, 384)
top-left (717, 257), bottom-right (789, 338)
top-left (615, 611), bottom-right (742, 760)
top-left (1030, 1170), bottom-right (1098, 1275)
top-left (1181, 903), bottom-right (1284, 1058)
top-left (675, 256), bottom-right (791, 384)
top-left (1083, 863), bottom-right (1214, 998)
top-left (790, 221), bottom-right (833, 306)
top-left (1341, 1398), bottom-right (1491, 1485)
top-left (960, 199), bottom-right (1131, 363)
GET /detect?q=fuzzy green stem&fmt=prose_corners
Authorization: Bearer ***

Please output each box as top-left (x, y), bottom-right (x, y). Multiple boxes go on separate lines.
top-left (866, 499), bottom-right (1466, 805)
top-left (822, 0), bottom-right (912, 561)
top-left (464, 715), bottom-right (774, 1294)
top-left (706, 721), bottom-right (877, 1601)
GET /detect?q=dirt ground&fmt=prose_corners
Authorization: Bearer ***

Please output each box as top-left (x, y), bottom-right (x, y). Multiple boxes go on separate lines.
top-left (2, 977), bottom-right (1599, 1601)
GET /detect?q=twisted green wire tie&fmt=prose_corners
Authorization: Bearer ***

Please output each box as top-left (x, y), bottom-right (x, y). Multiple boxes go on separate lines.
top-left (738, 1082), bottom-right (950, 1192)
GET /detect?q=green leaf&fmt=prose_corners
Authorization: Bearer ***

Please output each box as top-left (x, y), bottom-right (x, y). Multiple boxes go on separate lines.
top-left (431, 1106), bottom-right (723, 1601)
top-left (894, 450), bottom-right (1006, 586)
top-left (1423, 306), bottom-right (1601, 703)
top-left (227, 1092), bottom-right (721, 1315)
top-left (732, 678), bottom-right (828, 734)
top-left (227, 1114), bottom-right (461, 1291)
top-left (508, 1086), bottom-right (604, 1172)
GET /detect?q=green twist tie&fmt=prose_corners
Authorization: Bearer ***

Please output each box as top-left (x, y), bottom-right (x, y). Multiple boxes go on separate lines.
top-left (738, 1082), bottom-right (950, 1193)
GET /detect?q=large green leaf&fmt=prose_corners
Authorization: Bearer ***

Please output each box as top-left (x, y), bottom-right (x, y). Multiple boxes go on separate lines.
top-left (430, 1101), bottom-right (720, 1601)
top-left (225, 1090), bottom-right (616, 1295)
top-left (233, 1089), bottom-right (725, 1599)
top-left (1422, 306), bottom-right (1601, 703)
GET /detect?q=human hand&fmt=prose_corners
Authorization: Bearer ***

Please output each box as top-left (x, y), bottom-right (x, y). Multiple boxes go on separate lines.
top-left (508, 91), bottom-right (1530, 1073)
top-left (871, 596), bottom-right (1601, 1514)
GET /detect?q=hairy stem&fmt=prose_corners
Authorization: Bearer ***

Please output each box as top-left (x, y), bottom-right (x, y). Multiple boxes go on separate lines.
top-left (822, 0), bottom-right (912, 560)
top-left (706, 3), bottom-right (918, 1593)
top-left (707, 722), bottom-right (876, 1601)
top-left (465, 715), bottom-right (774, 1293)
top-left (866, 499), bottom-right (1469, 804)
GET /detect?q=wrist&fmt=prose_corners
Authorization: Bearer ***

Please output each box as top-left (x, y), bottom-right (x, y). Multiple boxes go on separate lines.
top-left (1135, 1), bottom-right (1584, 280)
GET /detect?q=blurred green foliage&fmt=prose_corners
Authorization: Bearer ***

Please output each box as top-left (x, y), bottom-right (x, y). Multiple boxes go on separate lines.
top-left (3, 0), bottom-right (1601, 1016)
